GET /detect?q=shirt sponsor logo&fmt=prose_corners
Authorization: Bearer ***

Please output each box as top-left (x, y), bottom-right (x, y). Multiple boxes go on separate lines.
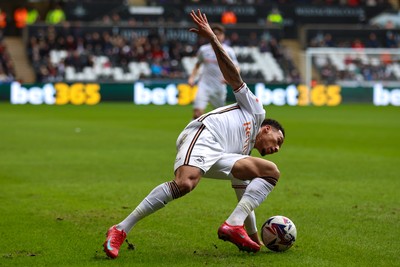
top-left (242, 121), bottom-right (251, 154)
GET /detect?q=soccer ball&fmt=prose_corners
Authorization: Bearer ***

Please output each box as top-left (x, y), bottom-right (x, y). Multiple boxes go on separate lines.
top-left (261, 215), bottom-right (297, 252)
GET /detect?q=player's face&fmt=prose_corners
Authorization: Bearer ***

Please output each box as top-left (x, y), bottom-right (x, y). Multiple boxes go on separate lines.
top-left (256, 126), bottom-right (284, 156)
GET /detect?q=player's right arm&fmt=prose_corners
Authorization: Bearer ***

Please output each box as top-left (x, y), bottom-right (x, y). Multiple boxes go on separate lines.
top-left (189, 10), bottom-right (243, 91)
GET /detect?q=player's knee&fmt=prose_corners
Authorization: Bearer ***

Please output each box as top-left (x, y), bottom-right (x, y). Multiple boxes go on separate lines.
top-left (177, 180), bottom-right (195, 195)
top-left (261, 163), bottom-right (280, 186)
top-left (174, 166), bottom-right (202, 196)
top-left (256, 160), bottom-right (280, 178)
top-left (175, 176), bottom-right (200, 196)
top-left (270, 163), bottom-right (280, 179)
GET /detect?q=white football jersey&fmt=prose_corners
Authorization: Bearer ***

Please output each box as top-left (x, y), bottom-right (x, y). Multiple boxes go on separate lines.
top-left (196, 83), bottom-right (265, 155)
top-left (197, 43), bottom-right (239, 89)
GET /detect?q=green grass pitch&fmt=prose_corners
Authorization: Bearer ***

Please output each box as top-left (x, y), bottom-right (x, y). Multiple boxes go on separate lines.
top-left (0, 103), bottom-right (399, 266)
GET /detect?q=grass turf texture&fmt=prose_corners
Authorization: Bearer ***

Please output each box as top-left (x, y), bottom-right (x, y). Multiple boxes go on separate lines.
top-left (0, 103), bottom-right (399, 267)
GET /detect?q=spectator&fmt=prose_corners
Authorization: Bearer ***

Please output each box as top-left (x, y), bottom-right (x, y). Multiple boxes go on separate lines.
top-left (0, 64), bottom-right (14, 83)
top-left (365, 32), bottom-right (381, 48)
top-left (323, 33), bottom-right (335, 47)
top-left (269, 37), bottom-right (283, 61)
top-left (351, 38), bottom-right (365, 49)
top-left (150, 58), bottom-right (163, 77)
top-left (227, 32), bottom-right (243, 46)
top-left (266, 7), bottom-right (283, 28)
top-left (46, 4), bottom-right (66, 25)
top-left (168, 41), bottom-right (183, 61)
top-left (0, 52), bottom-right (15, 83)
top-left (101, 15), bottom-right (112, 25)
top-left (25, 16), bottom-right (298, 84)
top-left (0, 9), bottom-right (7, 29)
top-left (26, 5), bottom-right (40, 25)
top-left (14, 6), bottom-right (28, 32)
top-left (320, 62), bottom-right (337, 84)
top-left (288, 69), bottom-right (301, 84)
top-left (248, 32), bottom-right (259, 47)
top-left (366, 0), bottom-right (377, 6)
top-left (221, 8), bottom-right (237, 24)
top-left (347, 0), bottom-right (360, 6)
top-left (151, 43), bottom-right (165, 60)
top-left (385, 31), bottom-right (397, 48)
top-left (111, 12), bottom-right (121, 25)
top-left (65, 34), bottom-right (77, 51)
top-left (380, 52), bottom-right (392, 65)
top-left (384, 20), bottom-right (395, 30)
top-left (0, 31), bottom-right (16, 82)
top-left (259, 39), bottom-right (269, 53)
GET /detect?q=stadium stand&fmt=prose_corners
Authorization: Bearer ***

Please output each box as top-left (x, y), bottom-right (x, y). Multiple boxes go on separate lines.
top-left (25, 22), bottom-right (298, 84)
top-left (305, 27), bottom-right (400, 85)
top-left (0, 0), bottom-right (398, 85)
top-left (0, 30), bottom-right (16, 83)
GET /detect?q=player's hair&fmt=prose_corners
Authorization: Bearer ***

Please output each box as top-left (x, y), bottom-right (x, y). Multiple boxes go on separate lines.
top-left (211, 23), bottom-right (225, 33)
top-left (262, 119), bottom-right (285, 137)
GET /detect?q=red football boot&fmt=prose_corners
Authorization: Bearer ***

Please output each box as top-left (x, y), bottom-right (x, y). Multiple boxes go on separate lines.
top-left (218, 222), bottom-right (260, 253)
top-left (103, 225), bottom-right (127, 259)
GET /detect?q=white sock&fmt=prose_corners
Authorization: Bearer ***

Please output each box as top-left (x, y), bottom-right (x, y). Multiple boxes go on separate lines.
top-left (226, 178), bottom-right (274, 226)
top-left (117, 181), bottom-right (181, 233)
top-left (231, 179), bottom-right (257, 235)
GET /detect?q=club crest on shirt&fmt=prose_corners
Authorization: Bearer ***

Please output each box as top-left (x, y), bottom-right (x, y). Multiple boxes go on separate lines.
top-left (195, 156), bottom-right (205, 165)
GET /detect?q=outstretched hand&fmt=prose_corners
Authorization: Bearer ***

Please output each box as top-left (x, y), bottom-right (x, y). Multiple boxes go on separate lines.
top-left (189, 9), bottom-right (215, 40)
top-left (189, 9), bottom-right (243, 89)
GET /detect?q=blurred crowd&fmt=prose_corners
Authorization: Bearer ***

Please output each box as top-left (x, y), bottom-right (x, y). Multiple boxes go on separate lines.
top-left (148, 0), bottom-right (391, 6)
top-left (309, 30), bottom-right (400, 84)
top-left (0, 31), bottom-right (15, 83)
top-left (28, 24), bottom-right (193, 82)
top-left (1, 0), bottom-right (398, 84)
top-left (27, 23), bottom-right (299, 83)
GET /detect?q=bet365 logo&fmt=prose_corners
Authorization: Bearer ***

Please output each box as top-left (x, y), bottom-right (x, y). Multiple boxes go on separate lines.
top-left (255, 83), bottom-right (342, 106)
top-left (10, 82), bottom-right (101, 105)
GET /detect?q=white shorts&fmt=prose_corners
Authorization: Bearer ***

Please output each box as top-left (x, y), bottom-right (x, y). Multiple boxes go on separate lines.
top-left (174, 122), bottom-right (248, 179)
top-left (193, 82), bottom-right (227, 110)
